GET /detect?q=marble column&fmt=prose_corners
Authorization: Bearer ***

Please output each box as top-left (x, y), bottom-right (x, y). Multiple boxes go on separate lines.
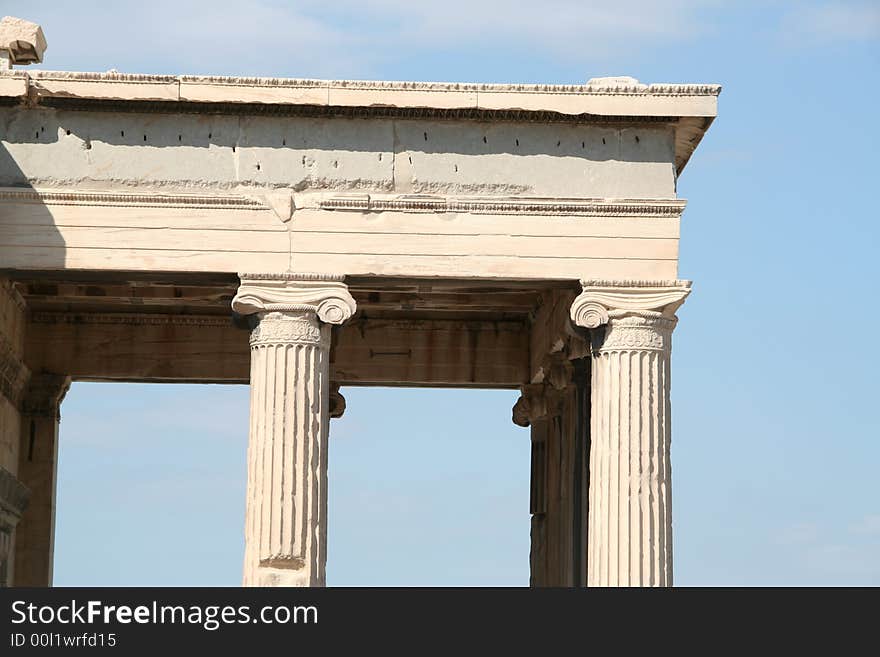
top-left (13, 373), bottom-right (70, 587)
top-left (513, 384), bottom-right (550, 586)
top-left (570, 280), bottom-right (690, 587)
top-left (232, 274), bottom-right (355, 587)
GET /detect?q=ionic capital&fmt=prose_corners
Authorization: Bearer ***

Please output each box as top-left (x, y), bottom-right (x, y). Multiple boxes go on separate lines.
top-left (21, 373), bottom-right (70, 418)
top-left (570, 279), bottom-right (691, 329)
top-left (232, 273), bottom-right (357, 325)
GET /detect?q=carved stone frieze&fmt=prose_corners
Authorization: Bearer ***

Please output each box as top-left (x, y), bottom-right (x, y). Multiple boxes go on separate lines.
top-left (249, 312), bottom-right (326, 348)
top-left (597, 313), bottom-right (676, 353)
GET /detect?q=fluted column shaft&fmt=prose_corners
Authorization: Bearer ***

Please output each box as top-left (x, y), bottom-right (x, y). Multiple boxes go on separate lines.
top-left (588, 312), bottom-right (675, 587)
top-left (233, 273), bottom-right (356, 588)
top-left (243, 310), bottom-right (330, 586)
top-left (570, 279), bottom-right (690, 587)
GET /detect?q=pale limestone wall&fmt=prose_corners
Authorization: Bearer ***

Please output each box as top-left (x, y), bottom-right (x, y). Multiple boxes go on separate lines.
top-left (0, 107), bottom-right (676, 198)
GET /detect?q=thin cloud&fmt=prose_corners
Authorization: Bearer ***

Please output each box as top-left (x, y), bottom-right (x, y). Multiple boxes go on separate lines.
top-left (850, 514), bottom-right (880, 536)
top-left (781, 2), bottom-right (880, 45)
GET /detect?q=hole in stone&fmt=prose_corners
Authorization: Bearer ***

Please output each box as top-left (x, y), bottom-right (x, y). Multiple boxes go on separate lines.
top-left (515, 138), bottom-right (519, 147)
top-left (483, 136), bottom-right (487, 144)
top-left (66, 129), bottom-right (71, 136)
top-left (556, 140), bottom-right (561, 147)
top-left (41, 126), bottom-right (45, 132)
top-left (120, 130), bottom-right (125, 137)
top-left (602, 138), bottom-right (606, 145)
top-left (35, 131), bottom-right (39, 139)
top-left (232, 146), bottom-right (236, 153)
top-left (256, 163), bottom-right (261, 171)
top-left (282, 138), bottom-right (286, 146)
top-left (424, 131), bottom-right (428, 141)
top-left (178, 135), bottom-right (182, 142)
top-left (582, 141), bottom-right (585, 149)
top-left (143, 134), bottom-right (147, 142)
top-left (635, 135), bottom-right (640, 143)
top-left (208, 132), bottom-right (212, 139)
top-left (408, 156), bottom-right (413, 165)
top-left (302, 156), bottom-right (306, 166)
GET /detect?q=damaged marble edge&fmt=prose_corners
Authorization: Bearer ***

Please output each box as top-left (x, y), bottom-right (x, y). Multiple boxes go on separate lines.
top-left (0, 70), bottom-right (720, 117)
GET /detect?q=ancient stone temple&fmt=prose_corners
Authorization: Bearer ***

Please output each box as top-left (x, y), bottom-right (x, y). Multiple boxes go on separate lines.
top-left (0, 17), bottom-right (718, 587)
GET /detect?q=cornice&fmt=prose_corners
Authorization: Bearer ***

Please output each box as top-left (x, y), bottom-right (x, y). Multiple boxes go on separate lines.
top-left (5, 72), bottom-right (717, 168)
top-left (233, 274), bottom-right (356, 325)
top-left (0, 188), bottom-right (267, 210)
top-left (23, 71), bottom-right (721, 97)
top-left (318, 195), bottom-right (686, 217)
top-left (570, 280), bottom-right (692, 329)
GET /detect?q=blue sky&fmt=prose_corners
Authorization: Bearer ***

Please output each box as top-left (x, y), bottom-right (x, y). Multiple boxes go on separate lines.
top-left (13, 0), bottom-right (878, 585)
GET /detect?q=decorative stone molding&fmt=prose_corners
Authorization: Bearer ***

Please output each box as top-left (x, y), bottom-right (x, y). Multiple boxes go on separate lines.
top-left (21, 374), bottom-right (70, 418)
top-left (29, 70), bottom-right (722, 97)
top-left (0, 187), bottom-right (686, 220)
top-left (249, 312), bottom-right (326, 348)
top-left (0, 334), bottom-right (30, 407)
top-left (0, 188), bottom-right (267, 211)
top-left (318, 195), bottom-right (686, 218)
top-left (329, 383), bottom-right (346, 419)
top-left (512, 384), bottom-right (548, 428)
top-left (570, 279), bottom-right (691, 329)
top-left (233, 274), bottom-right (357, 325)
top-left (29, 312), bottom-right (233, 328)
top-left (597, 313), bottom-right (676, 353)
